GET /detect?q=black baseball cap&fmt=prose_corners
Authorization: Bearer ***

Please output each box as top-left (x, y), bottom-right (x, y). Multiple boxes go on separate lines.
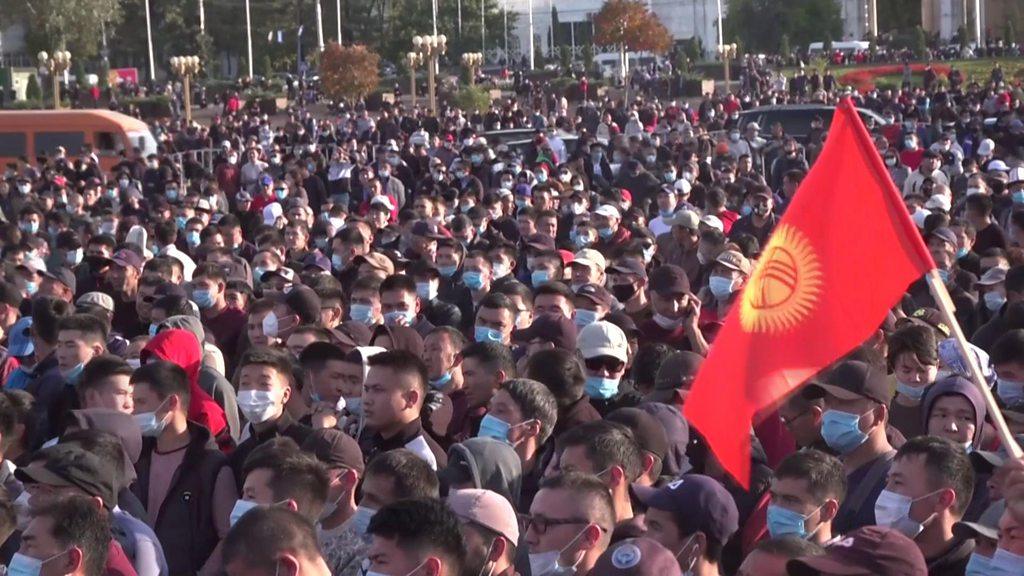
top-left (648, 265), bottom-right (690, 296)
top-left (640, 474), bottom-right (738, 544)
top-left (513, 313), bottom-right (577, 351)
top-left (16, 445), bottom-right (116, 508)
top-left (576, 283), bottom-right (613, 309)
top-left (803, 360), bottom-right (891, 405)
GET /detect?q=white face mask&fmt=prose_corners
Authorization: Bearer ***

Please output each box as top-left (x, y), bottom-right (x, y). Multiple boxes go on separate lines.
top-left (873, 488), bottom-right (940, 539)
top-left (229, 499), bottom-right (261, 527)
top-left (237, 389), bottom-right (282, 424)
top-left (527, 525), bottom-right (589, 576)
top-left (652, 313), bottom-right (683, 331)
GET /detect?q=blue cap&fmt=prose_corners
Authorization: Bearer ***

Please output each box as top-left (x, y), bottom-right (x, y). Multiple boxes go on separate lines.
top-left (8, 317), bottom-right (33, 357)
top-left (640, 474), bottom-right (738, 544)
top-left (259, 174), bottom-right (274, 187)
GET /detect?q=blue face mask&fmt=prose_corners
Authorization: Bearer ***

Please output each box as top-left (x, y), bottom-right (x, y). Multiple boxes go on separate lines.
top-left (193, 289), bottom-right (215, 309)
top-left (709, 276), bottom-right (735, 300)
top-left (477, 413), bottom-right (514, 443)
top-left (438, 264), bottom-right (458, 278)
top-left (938, 268), bottom-right (951, 284)
top-left (766, 503), bottom-right (820, 539)
top-left (997, 378), bottom-right (1024, 405)
top-left (574, 309), bottom-right (600, 328)
top-left (989, 547), bottom-right (1024, 576)
top-left (24, 282), bottom-right (38, 297)
top-left (985, 291), bottom-right (1006, 312)
top-left (896, 381), bottom-right (928, 401)
top-left (348, 505), bottom-right (376, 536)
top-left (166, 188), bottom-right (179, 201)
top-left (175, 216), bottom-right (187, 230)
top-left (821, 409), bottom-right (870, 454)
top-left (331, 253), bottom-right (345, 271)
top-left (584, 376), bottom-right (620, 400)
top-left (148, 323), bottom-right (159, 337)
top-left (415, 282), bottom-right (436, 301)
top-left (1013, 190), bottom-right (1024, 204)
top-left (598, 227), bottom-right (613, 240)
top-left (63, 362), bottom-right (86, 385)
top-left (349, 303), bottom-right (375, 325)
top-left (474, 325), bottom-right (504, 343)
top-left (956, 247), bottom-right (969, 259)
top-left (384, 309), bottom-right (417, 327)
top-left (531, 270), bottom-right (550, 287)
top-left (19, 221), bottom-right (39, 235)
top-left (429, 371), bottom-right (453, 390)
top-left (963, 552), bottom-right (991, 576)
top-left (741, 204), bottom-right (753, 216)
top-left (274, 188), bottom-right (288, 201)
top-left (463, 271), bottom-right (485, 290)
top-left (186, 230), bottom-right (201, 247)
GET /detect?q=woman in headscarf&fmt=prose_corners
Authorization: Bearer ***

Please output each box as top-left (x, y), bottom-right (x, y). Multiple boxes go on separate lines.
top-left (141, 329), bottom-right (229, 448)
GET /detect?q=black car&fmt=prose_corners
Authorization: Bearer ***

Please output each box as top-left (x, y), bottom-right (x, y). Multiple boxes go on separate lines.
top-left (738, 105), bottom-right (889, 140)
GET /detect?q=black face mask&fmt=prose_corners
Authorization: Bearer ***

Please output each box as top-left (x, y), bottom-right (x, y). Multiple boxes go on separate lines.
top-left (611, 282), bottom-right (637, 302)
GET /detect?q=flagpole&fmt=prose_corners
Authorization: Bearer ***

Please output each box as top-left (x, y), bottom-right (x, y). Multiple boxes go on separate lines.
top-left (926, 269), bottom-right (1023, 459)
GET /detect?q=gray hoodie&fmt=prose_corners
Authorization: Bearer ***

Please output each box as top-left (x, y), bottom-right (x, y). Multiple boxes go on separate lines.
top-left (440, 437), bottom-right (522, 509)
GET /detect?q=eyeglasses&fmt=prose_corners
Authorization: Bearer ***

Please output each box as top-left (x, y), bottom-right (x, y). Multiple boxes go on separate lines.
top-left (584, 357), bottom-right (626, 373)
top-left (779, 410), bottom-right (809, 427)
top-left (519, 514), bottom-right (597, 535)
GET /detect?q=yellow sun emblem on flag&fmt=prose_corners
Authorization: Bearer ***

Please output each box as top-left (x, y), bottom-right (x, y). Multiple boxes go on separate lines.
top-left (740, 224), bottom-right (823, 334)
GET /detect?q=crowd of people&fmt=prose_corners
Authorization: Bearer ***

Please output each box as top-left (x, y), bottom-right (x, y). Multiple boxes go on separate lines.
top-left (0, 53), bottom-right (1022, 576)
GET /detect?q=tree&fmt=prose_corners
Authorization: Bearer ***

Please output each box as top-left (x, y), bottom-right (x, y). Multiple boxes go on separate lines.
top-left (582, 44), bottom-right (595, 75)
top-left (913, 26), bottom-right (928, 59)
top-left (25, 75), bottom-right (42, 102)
top-left (320, 42), bottom-right (380, 103)
top-left (593, 0), bottom-right (671, 82)
top-left (724, 0), bottom-right (841, 55)
top-left (0, 0), bottom-right (123, 59)
top-left (551, 5), bottom-right (560, 50)
top-left (779, 34), bottom-right (791, 57)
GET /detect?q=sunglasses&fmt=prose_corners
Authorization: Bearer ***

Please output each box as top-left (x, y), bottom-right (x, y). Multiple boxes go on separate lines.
top-left (584, 357), bottom-right (625, 373)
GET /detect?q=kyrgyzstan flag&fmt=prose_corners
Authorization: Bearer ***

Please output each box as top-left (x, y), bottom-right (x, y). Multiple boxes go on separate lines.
top-left (683, 98), bottom-right (934, 488)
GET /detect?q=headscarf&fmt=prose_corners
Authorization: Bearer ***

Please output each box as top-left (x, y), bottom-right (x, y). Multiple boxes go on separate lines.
top-left (141, 329), bottom-right (227, 438)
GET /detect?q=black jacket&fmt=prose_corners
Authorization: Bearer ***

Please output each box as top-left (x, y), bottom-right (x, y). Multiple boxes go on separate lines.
top-left (133, 423), bottom-right (229, 575)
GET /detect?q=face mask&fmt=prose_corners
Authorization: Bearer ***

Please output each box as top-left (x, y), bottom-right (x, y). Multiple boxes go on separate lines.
top-left (766, 503), bottom-right (823, 539)
top-left (997, 378), bottom-right (1024, 405)
top-left (384, 309), bottom-right (417, 327)
top-left (175, 216), bottom-right (187, 230)
top-left (24, 282), bottom-right (37, 297)
top-left (237, 389), bottom-right (281, 424)
top-left (885, 156), bottom-right (897, 167)
top-left (7, 550), bottom-right (69, 576)
top-left (896, 381), bottom-right (928, 401)
top-left (729, 133), bottom-right (740, 142)
top-left (1013, 190), bottom-right (1024, 204)
top-left (415, 281), bottom-right (437, 301)
top-left (477, 413), bottom-right (517, 444)
top-left (429, 371), bottom-right (453, 390)
top-left (515, 198), bottom-right (529, 209)
top-left (464, 271), bottom-right (485, 290)
top-left (193, 289), bottom-right (216, 310)
top-left (611, 283), bottom-right (637, 302)
top-left (127, 358), bottom-right (141, 369)
top-left (349, 303), bottom-right (375, 325)
top-left (229, 499), bottom-right (261, 527)
top-left (535, 171), bottom-right (548, 183)
top-left (904, 138), bottom-right (917, 150)
top-left (134, 402), bottom-right (169, 437)
top-left (709, 276), bottom-right (735, 300)
top-left (438, 264), bottom-right (457, 278)
top-left (528, 525), bottom-right (589, 576)
top-left (980, 290), bottom-right (1005, 314)
top-left (531, 270), bottom-right (550, 287)
top-left (65, 248), bottom-right (84, 267)
top-left (261, 311), bottom-right (281, 338)
top-left (63, 362), bottom-right (85, 384)
top-left (652, 313), bottom-right (682, 331)
top-left (19, 221), bottom-right (39, 235)
top-left (989, 547), bottom-right (1024, 576)
top-left (17, 183), bottom-right (31, 195)
top-left (874, 488), bottom-right (939, 538)
top-left (167, 188), bottom-right (180, 202)
top-left (491, 263), bottom-right (509, 279)
top-left (584, 376), bottom-right (620, 400)
top-left (475, 325), bottom-right (504, 344)
top-left (598, 227), bottom-right (613, 240)
top-left (740, 205), bottom-right (753, 217)
top-left (185, 230), bottom-right (202, 248)
top-left (149, 323), bottom-right (160, 337)
top-left (574, 309), bottom-right (599, 328)
top-left (349, 505), bottom-right (377, 535)
top-left (821, 409), bottom-right (870, 454)
top-left (274, 188), bottom-right (288, 201)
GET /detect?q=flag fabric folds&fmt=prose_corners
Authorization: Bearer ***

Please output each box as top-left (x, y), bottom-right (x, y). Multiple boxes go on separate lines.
top-left (683, 98), bottom-right (935, 488)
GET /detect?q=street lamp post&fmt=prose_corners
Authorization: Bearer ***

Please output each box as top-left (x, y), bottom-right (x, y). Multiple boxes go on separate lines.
top-left (717, 43), bottom-right (737, 94)
top-left (405, 51), bottom-right (423, 107)
top-left (412, 34), bottom-right (447, 117)
top-left (38, 50), bottom-right (71, 110)
top-left (461, 52), bottom-right (483, 86)
top-left (170, 55), bottom-right (202, 123)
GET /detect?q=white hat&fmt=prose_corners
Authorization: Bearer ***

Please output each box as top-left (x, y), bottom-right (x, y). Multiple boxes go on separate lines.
top-left (978, 139), bottom-right (995, 157)
top-left (573, 249), bottom-right (607, 271)
top-left (699, 215), bottom-right (725, 232)
top-left (595, 204), bottom-right (622, 220)
top-left (370, 195), bottom-right (396, 211)
top-left (925, 194), bottom-right (952, 212)
top-left (262, 202), bottom-right (284, 225)
top-left (577, 321), bottom-right (628, 363)
top-left (987, 159), bottom-right (1009, 173)
top-left (911, 208), bottom-right (931, 229)
top-left (1009, 166), bottom-right (1024, 185)
top-left (674, 178), bottom-right (692, 196)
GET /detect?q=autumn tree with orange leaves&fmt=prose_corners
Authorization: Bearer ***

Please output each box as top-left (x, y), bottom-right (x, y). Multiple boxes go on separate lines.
top-left (320, 43), bottom-right (380, 104)
top-left (593, 0), bottom-right (672, 83)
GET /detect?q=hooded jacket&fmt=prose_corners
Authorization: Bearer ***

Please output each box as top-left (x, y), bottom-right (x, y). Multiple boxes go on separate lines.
top-left (141, 329), bottom-right (228, 440)
top-left (922, 376), bottom-right (988, 448)
top-left (440, 437), bottom-right (522, 509)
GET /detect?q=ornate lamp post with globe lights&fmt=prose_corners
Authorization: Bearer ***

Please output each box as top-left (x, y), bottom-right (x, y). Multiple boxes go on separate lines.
top-left (38, 50), bottom-right (71, 110)
top-left (405, 51), bottom-right (423, 108)
top-left (461, 52), bottom-right (483, 86)
top-left (718, 43), bottom-right (738, 94)
top-left (412, 34), bottom-right (447, 117)
top-left (170, 56), bottom-right (202, 124)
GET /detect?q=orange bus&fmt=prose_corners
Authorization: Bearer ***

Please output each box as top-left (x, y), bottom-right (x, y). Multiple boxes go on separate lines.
top-left (0, 110), bottom-right (158, 172)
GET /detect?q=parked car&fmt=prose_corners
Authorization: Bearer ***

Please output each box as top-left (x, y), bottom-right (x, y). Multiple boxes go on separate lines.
top-left (737, 105), bottom-right (890, 140)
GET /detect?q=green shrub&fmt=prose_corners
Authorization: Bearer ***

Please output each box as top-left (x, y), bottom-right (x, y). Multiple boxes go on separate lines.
top-left (452, 85), bottom-right (492, 112)
top-left (3, 99), bottom-right (46, 110)
top-left (25, 74), bottom-right (42, 101)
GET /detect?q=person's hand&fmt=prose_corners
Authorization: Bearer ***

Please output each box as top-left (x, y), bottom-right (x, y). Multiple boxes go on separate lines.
top-left (310, 401), bottom-right (340, 430)
top-left (683, 294), bottom-right (702, 333)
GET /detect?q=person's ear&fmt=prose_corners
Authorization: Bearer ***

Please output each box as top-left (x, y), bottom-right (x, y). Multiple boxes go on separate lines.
top-left (495, 369), bottom-right (507, 385)
top-left (608, 464), bottom-right (626, 488)
top-left (405, 387), bottom-right (421, 410)
top-left (523, 419), bottom-right (542, 439)
top-left (281, 385), bottom-right (292, 405)
top-left (277, 553), bottom-right (301, 576)
top-left (581, 523), bottom-right (603, 549)
top-left (340, 469), bottom-right (359, 493)
top-left (820, 498), bottom-right (839, 524)
top-left (65, 545), bottom-right (84, 573)
top-left (489, 537), bottom-right (507, 562)
top-left (808, 404), bottom-right (823, 426)
top-left (641, 453), bottom-right (655, 478)
top-left (92, 343), bottom-right (105, 357)
top-left (936, 488), bottom-right (957, 513)
top-left (284, 499), bottom-right (299, 512)
top-left (424, 556), bottom-right (442, 576)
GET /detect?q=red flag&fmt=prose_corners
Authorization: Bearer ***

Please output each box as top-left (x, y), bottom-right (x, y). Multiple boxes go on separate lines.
top-left (683, 98), bottom-right (934, 488)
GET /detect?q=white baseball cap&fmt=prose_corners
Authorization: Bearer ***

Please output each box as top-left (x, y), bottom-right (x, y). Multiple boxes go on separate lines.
top-left (577, 321), bottom-right (628, 362)
top-left (595, 204), bottom-right (622, 220)
top-left (573, 249), bottom-right (607, 271)
top-left (262, 202), bottom-right (283, 225)
top-left (699, 215), bottom-right (725, 232)
top-left (987, 159), bottom-right (1009, 173)
top-left (978, 139), bottom-right (995, 157)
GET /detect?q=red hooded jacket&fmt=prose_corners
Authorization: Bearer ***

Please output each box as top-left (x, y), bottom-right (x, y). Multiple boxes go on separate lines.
top-left (141, 329), bottom-right (228, 439)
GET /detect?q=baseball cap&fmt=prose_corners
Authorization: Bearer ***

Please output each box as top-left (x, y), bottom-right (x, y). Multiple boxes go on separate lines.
top-left (1009, 166), bottom-right (1024, 185)
top-left (15, 445), bottom-right (117, 508)
top-left (926, 227), bottom-right (957, 248)
top-left (648, 265), bottom-right (690, 296)
top-left (952, 499), bottom-right (1005, 542)
top-left (975, 266), bottom-right (1007, 287)
top-left (987, 159), bottom-right (1010, 173)
top-left (699, 215), bottom-right (724, 232)
top-left (283, 285), bottom-right (322, 324)
top-left (447, 489), bottom-right (520, 545)
top-left (111, 249), bottom-right (143, 272)
top-left (641, 475), bottom-right (738, 545)
top-left (592, 538), bottom-right (682, 576)
top-left (7, 317), bottom-right (33, 357)
top-left (650, 351), bottom-right (705, 403)
top-left (714, 250), bottom-right (751, 275)
top-left (301, 428), bottom-right (364, 473)
top-left (260, 267), bottom-right (296, 283)
top-left (236, 191), bottom-right (254, 203)
top-left (524, 233), bottom-right (556, 252)
top-left (607, 259), bottom-right (647, 280)
top-left (412, 221), bottom-right (447, 240)
top-left (513, 313), bottom-right (577, 350)
top-left (370, 195), bottom-right (396, 212)
top-left (662, 210), bottom-right (700, 231)
top-left (899, 307), bottom-right (951, 338)
top-left (301, 252), bottom-right (332, 273)
top-left (41, 267), bottom-right (76, 294)
top-left (787, 525), bottom-right (927, 576)
top-left (352, 253), bottom-right (396, 276)
top-left (803, 360), bottom-right (891, 405)
top-left (574, 249), bottom-right (607, 272)
top-left (263, 202), bottom-right (284, 225)
top-left (76, 292), bottom-right (115, 313)
top-left (259, 174), bottom-right (274, 187)
top-left (576, 283), bottom-right (613, 309)
top-left (595, 205), bottom-right (622, 220)
top-left (577, 321), bottom-right (628, 363)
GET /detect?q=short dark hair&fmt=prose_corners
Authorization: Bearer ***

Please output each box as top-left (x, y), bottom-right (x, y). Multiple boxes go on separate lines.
top-left (534, 281), bottom-right (575, 303)
top-left (34, 495), bottom-right (111, 576)
top-left (537, 472), bottom-right (615, 531)
top-left (0, 394), bottom-right (17, 454)
top-left (77, 355), bottom-right (133, 400)
top-left (478, 292), bottom-right (516, 317)
top-left (1006, 265), bottom-right (1024, 294)
top-left (31, 296), bottom-right (72, 345)
top-left (154, 220), bottom-right (178, 245)
top-left (525, 348), bottom-right (585, 408)
top-left (753, 536), bottom-right (824, 560)
top-left (242, 438), bottom-right (330, 522)
top-left (895, 435), bottom-right (975, 516)
top-left (238, 346), bottom-right (295, 387)
top-left (130, 360), bottom-right (191, 405)
top-left (989, 329), bottom-right (1024, 365)
top-left (459, 342), bottom-right (516, 380)
top-left (57, 314), bottom-right (108, 345)
top-left (223, 507), bottom-right (324, 573)
top-left (500, 378), bottom-right (558, 443)
top-left (557, 421), bottom-right (643, 481)
top-left (964, 193), bottom-right (993, 216)
top-left (774, 449), bottom-right (847, 505)
top-left (380, 274), bottom-right (417, 297)
top-left (426, 326), bottom-right (467, 352)
top-left (366, 498), bottom-right (466, 575)
top-left (366, 350), bottom-right (428, 395)
top-left (886, 324), bottom-right (939, 370)
top-left (193, 262), bottom-right (227, 284)
top-left (632, 343), bottom-right (675, 391)
top-left (364, 449), bottom-right (440, 500)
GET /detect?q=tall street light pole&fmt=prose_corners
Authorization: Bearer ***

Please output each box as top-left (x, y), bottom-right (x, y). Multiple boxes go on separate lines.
top-left (144, 0), bottom-right (156, 81)
top-left (245, 0), bottom-right (254, 78)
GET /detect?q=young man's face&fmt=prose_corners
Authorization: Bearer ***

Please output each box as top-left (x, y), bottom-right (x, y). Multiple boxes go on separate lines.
top-left (361, 366), bottom-right (416, 430)
top-left (56, 330), bottom-right (102, 371)
top-left (84, 374), bottom-right (134, 414)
